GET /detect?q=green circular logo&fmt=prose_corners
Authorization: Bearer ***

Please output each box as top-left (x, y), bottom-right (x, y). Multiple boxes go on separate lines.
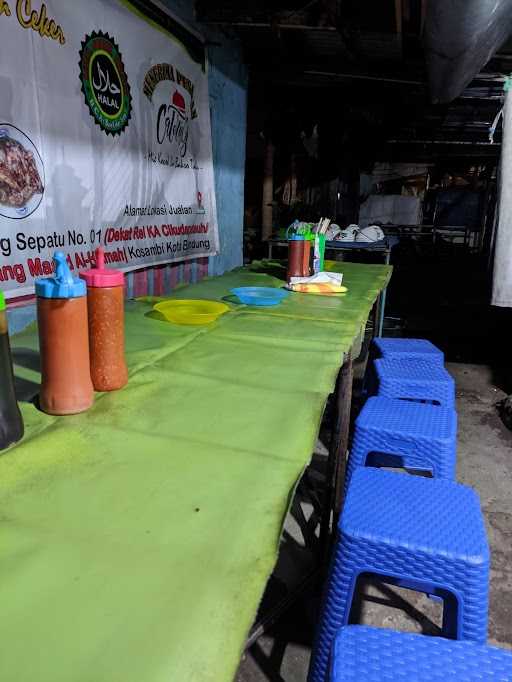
top-left (79, 32), bottom-right (131, 136)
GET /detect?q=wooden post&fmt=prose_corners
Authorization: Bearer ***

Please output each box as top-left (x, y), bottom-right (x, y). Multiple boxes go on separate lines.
top-left (420, 0), bottom-right (427, 35)
top-left (395, 0), bottom-right (403, 53)
top-left (262, 139), bottom-right (274, 241)
top-left (395, 0), bottom-right (403, 35)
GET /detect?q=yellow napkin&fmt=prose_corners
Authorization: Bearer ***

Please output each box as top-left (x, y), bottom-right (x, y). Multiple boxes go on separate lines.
top-left (289, 282), bottom-right (348, 295)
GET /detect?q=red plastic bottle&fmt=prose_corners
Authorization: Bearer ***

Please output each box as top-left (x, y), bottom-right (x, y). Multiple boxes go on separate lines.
top-left (287, 235), bottom-right (311, 281)
top-left (80, 247), bottom-right (128, 392)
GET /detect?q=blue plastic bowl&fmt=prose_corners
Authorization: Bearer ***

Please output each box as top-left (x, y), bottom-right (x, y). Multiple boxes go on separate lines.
top-left (230, 286), bottom-right (289, 306)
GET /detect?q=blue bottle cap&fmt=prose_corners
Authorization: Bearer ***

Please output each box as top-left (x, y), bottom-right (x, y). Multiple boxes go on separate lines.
top-left (35, 252), bottom-right (86, 299)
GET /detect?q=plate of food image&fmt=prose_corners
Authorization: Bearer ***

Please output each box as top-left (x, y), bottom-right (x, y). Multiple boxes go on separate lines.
top-left (0, 124), bottom-right (45, 219)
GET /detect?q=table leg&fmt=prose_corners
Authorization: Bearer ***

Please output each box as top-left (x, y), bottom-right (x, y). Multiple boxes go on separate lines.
top-left (372, 296), bottom-right (381, 340)
top-left (245, 570), bottom-right (318, 649)
top-left (268, 242), bottom-right (273, 259)
top-left (245, 350), bottom-right (356, 648)
top-left (320, 351), bottom-right (354, 561)
top-left (332, 352), bottom-right (354, 521)
top-left (376, 248), bottom-right (391, 337)
top-left (377, 287), bottom-right (387, 337)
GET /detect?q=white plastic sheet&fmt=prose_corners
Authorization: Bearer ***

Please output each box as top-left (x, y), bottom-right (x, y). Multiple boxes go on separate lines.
top-left (359, 195), bottom-right (422, 227)
top-left (425, 0), bottom-right (512, 103)
top-left (492, 87), bottom-right (512, 307)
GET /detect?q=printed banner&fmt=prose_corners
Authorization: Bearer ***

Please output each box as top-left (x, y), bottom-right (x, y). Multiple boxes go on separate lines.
top-left (0, 0), bottom-right (219, 297)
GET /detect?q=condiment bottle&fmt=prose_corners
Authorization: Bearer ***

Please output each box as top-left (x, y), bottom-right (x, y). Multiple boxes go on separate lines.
top-left (36, 252), bottom-right (94, 415)
top-left (287, 235), bottom-right (311, 281)
top-left (0, 290), bottom-right (24, 450)
top-left (80, 247), bottom-right (128, 392)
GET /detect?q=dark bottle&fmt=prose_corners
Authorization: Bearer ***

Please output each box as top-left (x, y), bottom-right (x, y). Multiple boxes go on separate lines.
top-left (0, 290), bottom-right (24, 450)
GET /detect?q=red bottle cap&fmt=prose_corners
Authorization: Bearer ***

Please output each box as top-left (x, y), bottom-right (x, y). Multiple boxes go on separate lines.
top-left (80, 248), bottom-right (124, 288)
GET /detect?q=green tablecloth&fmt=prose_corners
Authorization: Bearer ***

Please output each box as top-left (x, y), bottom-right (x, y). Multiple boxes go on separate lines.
top-left (0, 261), bottom-right (391, 682)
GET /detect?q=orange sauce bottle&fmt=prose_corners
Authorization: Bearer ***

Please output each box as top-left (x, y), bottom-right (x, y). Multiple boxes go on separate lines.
top-left (80, 248), bottom-right (128, 392)
top-left (36, 252), bottom-right (94, 415)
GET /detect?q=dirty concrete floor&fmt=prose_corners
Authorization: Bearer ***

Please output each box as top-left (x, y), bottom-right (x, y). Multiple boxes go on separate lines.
top-left (236, 362), bottom-right (512, 682)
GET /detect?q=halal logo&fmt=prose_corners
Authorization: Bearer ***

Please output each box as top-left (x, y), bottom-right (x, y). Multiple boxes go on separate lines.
top-left (79, 31), bottom-right (131, 136)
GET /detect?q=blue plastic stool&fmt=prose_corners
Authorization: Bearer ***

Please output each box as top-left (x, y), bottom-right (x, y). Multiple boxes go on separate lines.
top-left (330, 626), bottom-right (512, 681)
top-left (308, 469), bottom-right (490, 682)
top-left (373, 337), bottom-right (444, 364)
top-left (346, 397), bottom-right (457, 487)
top-left (373, 357), bottom-right (455, 408)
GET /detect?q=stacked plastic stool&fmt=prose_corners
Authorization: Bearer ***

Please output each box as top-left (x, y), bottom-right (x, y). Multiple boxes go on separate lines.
top-left (373, 357), bottom-right (455, 408)
top-left (346, 396), bottom-right (457, 486)
top-left (372, 337), bottom-right (445, 365)
top-left (330, 626), bottom-right (512, 682)
top-left (308, 468), bottom-right (490, 682)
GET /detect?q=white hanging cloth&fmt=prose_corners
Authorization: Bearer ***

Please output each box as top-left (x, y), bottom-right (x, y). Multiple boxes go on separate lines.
top-left (492, 83), bottom-right (512, 306)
